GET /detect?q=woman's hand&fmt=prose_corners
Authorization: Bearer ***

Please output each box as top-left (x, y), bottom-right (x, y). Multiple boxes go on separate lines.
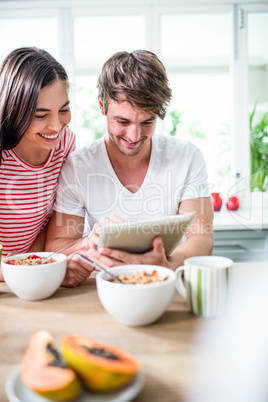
top-left (61, 252), bottom-right (95, 288)
top-left (1, 250), bottom-right (19, 281)
top-left (6, 250), bottom-right (19, 257)
top-left (61, 216), bottom-right (126, 286)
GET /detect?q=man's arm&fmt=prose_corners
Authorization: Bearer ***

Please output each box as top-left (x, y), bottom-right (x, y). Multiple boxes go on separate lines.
top-left (167, 197), bottom-right (214, 269)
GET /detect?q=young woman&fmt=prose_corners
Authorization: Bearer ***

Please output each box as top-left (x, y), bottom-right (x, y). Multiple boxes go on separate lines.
top-left (0, 47), bottom-right (76, 273)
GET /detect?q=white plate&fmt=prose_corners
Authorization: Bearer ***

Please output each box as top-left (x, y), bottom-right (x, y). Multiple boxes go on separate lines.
top-left (6, 365), bottom-right (145, 402)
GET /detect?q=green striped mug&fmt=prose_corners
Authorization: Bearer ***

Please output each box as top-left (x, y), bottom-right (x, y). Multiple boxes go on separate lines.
top-left (175, 256), bottom-right (233, 317)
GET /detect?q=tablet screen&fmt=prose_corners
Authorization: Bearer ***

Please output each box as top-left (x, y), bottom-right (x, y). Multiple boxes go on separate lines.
top-left (98, 213), bottom-right (194, 256)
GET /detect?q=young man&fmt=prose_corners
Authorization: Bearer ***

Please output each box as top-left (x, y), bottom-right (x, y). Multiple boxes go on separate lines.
top-left (46, 50), bottom-right (214, 287)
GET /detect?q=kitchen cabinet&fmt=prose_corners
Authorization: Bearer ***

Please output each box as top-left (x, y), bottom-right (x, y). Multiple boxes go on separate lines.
top-left (213, 208), bottom-right (268, 262)
top-left (213, 229), bottom-right (268, 262)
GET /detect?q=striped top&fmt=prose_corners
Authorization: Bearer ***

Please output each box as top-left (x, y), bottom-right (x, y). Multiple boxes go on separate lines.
top-left (0, 127), bottom-right (76, 257)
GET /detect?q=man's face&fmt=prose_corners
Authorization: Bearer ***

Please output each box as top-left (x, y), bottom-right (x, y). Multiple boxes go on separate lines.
top-left (101, 99), bottom-right (157, 157)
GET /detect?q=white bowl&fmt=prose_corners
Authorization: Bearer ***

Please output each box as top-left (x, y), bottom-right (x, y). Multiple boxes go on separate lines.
top-left (1, 252), bottom-right (67, 301)
top-left (96, 265), bottom-right (176, 326)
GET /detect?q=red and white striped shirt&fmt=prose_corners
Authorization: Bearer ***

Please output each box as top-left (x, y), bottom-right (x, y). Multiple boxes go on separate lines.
top-left (0, 127), bottom-right (76, 257)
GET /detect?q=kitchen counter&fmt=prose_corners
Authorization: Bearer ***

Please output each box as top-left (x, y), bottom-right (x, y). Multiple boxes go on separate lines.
top-left (213, 208), bottom-right (268, 231)
top-left (213, 191), bottom-right (268, 231)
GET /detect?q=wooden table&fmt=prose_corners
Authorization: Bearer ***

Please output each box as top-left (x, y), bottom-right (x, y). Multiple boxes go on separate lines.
top-left (0, 262), bottom-right (267, 402)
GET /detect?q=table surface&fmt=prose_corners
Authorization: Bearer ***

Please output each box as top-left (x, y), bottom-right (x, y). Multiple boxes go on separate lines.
top-left (1, 262), bottom-right (267, 402)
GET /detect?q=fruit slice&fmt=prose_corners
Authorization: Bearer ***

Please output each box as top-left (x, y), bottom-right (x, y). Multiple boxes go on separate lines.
top-left (61, 335), bottom-right (140, 392)
top-left (21, 330), bottom-right (80, 401)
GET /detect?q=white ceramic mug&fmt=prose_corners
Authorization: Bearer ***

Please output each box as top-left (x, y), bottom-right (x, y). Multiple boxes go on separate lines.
top-left (175, 256), bottom-right (233, 317)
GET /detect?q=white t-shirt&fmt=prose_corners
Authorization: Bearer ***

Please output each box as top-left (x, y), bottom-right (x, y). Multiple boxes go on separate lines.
top-left (0, 127), bottom-right (76, 256)
top-left (54, 134), bottom-right (210, 230)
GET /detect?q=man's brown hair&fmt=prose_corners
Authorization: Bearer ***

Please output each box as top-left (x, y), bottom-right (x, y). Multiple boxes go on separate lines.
top-left (97, 50), bottom-right (172, 119)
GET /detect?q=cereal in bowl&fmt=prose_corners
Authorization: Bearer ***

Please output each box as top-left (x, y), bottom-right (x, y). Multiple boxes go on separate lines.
top-left (113, 270), bottom-right (169, 285)
top-left (6, 254), bottom-right (56, 266)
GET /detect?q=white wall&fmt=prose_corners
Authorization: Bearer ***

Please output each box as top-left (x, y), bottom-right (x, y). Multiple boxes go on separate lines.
top-left (1, 0), bottom-right (268, 5)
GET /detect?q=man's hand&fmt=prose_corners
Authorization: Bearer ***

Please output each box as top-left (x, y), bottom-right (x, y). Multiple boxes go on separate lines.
top-left (86, 215), bottom-right (126, 250)
top-left (78, 197), bottom-right (213, 271)
top-left (84, 236), bottom-right (172, 269)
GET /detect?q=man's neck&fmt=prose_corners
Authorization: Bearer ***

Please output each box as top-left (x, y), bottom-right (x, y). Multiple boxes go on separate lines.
top-left (104, 137), bottom-right (152, 193)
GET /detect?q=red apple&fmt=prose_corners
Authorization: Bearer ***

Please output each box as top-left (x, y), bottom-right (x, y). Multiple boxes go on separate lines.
top-left (226, 196), bottom-right (239, 211)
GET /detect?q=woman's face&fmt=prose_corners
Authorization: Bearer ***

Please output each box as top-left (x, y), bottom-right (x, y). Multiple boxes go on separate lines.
top-left (20, 80), bottom-right (71, 152)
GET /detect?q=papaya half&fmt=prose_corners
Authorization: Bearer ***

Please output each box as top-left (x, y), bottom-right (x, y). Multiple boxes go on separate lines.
top-left (61, 335), bottom-right (140, 392)
top-left (21, 330), bottom-right (81, 401)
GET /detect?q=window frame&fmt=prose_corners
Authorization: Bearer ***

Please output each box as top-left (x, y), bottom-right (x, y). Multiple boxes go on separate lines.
top-left (0, 0), bottom-right (267, 199)
top-left (232, 3), bottom-right (268, 197)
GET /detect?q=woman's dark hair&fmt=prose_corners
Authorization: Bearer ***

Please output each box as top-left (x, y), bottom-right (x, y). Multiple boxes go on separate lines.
top-left (0, 47), bottom-right (69, 160)
top-left (97, 50), bottom-right (172, 119)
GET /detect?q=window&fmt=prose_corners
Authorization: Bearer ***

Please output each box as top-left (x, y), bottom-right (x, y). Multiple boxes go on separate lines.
top-left (0, 10), bottom-right (59, 62)
top-left (73, 13), bottom-right (146, 69)
top-left (247, 11), bottom-right (268, 193)
top-left (72, 8), bottom-right (147, 147)
top-left (160, 11), bottom-right (232, 192)
top-left (0, 1), bottom-right (267, 202)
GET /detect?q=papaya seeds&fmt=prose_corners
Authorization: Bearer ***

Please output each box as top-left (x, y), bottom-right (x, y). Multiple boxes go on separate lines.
top-left (61, 335), bottom-right (140, 392)
top-left (21, 330), bottom-right (81, 401)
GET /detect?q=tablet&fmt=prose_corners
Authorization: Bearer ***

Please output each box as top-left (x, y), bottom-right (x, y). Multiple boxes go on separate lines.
top-left (97, 213), bottom-right (194, 257)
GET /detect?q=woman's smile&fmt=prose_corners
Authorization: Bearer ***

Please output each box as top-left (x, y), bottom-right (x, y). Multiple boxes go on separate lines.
top-left (37, 131), bottom-right (61, 141)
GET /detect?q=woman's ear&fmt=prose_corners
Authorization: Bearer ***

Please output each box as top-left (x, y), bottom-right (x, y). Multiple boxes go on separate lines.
top-left (98, 98), bottom-right (105, 115)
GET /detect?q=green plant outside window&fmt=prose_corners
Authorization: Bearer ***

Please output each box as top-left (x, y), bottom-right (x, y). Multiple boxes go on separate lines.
top-left (250, 103), bottom-right (268, 192)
